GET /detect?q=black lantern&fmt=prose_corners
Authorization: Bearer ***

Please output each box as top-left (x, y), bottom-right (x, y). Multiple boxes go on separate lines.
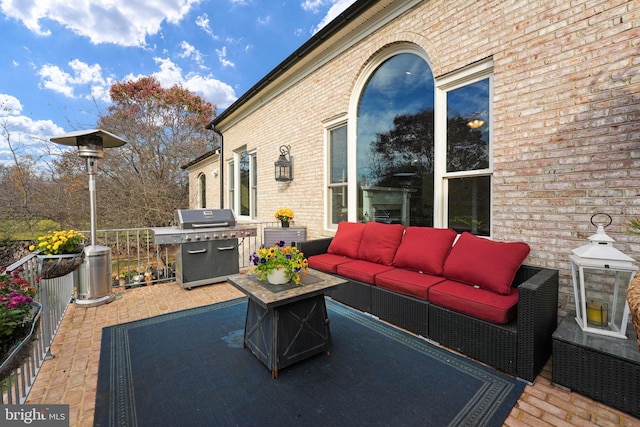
top-left (274, 145), bottom-right (293, 182)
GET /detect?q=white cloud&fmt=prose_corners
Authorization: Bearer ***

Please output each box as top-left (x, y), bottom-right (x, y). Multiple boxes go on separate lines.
top-left (309, 0), bottom-right (356, 33)
top-left (179, 41), bottom-right (206, 68)
top-left (196, 13), bottom-right (219, 39)
top-left (0, 94), bottom-right (66, 166)
top-left (257, 15), bottom-right (271, 26)
top-left (0, 0), bottom-right (202, 47)
top-left (37, 59), bottom-right (113, 102)
top-left (215, 47), bottom-right (235, 68)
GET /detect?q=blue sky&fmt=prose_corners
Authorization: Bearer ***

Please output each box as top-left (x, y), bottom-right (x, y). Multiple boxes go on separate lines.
top-left (0, 0), bottom-right (356, 167)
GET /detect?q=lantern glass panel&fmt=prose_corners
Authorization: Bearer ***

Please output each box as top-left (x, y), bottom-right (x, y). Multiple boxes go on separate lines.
top-left (577, 267), bottom-right (633, 334)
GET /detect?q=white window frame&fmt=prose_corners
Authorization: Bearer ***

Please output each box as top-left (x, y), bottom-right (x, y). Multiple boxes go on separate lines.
top-left (324, 115), bottom-right (348, 230)
top-left (228, 147), bottom-right (258, 220)
top-left (434, 58), bottom-right (494, 234)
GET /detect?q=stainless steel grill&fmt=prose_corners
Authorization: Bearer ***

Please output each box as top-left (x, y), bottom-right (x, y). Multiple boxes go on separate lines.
top-left (150, 209), bottom-right (257, 289)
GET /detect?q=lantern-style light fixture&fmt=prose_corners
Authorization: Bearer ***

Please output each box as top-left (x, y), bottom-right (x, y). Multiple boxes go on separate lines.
top-left (569, 213), bottom-right (639, 338)
top-left (274, 145), bottom-right (293, 182)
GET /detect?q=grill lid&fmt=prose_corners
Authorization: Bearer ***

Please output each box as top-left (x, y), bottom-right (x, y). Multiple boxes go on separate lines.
top-left (174, 209), bottom-right (237, 229)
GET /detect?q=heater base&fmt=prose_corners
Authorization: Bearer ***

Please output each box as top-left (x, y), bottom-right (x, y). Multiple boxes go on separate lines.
top-left (74, 294), bottom-right (115, 308)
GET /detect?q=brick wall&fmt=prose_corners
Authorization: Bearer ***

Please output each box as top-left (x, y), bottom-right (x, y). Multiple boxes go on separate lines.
top-left (196, 0), bottom-right (640, 318)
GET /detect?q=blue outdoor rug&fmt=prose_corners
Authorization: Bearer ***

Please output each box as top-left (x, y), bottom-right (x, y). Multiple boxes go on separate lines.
top-left (95, 298), bottom-right (525, 426)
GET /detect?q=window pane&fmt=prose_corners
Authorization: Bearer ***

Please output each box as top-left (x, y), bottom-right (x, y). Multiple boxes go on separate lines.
top-left (251, 153), bottom-right (257, 217)
top-left (448, 176), bottom-right (491, 236)
top-left (239, 150), bottom-right (250, 216)
top-left (228, 162), bottom-right (235, 210)
top-left (198, 173), bottom-right (206, 208)
top-left (357, 53), bottom-right (434, 226)
top-left (329, 124), bottom-right (348, 226)
top-left (329, 185), bottom-right (348, 224)
top-left (330, 126), bottom-right (347, 184)
top-left (446, 79), bottom-right (490, 173)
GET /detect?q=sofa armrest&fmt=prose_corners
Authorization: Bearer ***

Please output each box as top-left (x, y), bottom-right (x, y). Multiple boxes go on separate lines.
top-left (516, 265), bottom-right (559, 382)
top-left (297, 238), bottom-right (333, 257)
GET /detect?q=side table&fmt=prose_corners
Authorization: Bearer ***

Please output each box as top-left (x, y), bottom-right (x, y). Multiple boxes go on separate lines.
top-left (227, 269), bottom-right (345, 378)
top-left (552, 315), bottom-right (640, 418)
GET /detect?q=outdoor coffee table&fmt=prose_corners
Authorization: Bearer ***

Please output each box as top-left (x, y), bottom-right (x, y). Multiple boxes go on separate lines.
top-left (227, 269), bottom-right (346, 378)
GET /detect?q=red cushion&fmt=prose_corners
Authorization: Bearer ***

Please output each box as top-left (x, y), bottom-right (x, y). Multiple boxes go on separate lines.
top-left (328, 222), bottom-right (367, 259)
top-left (392, 227), bottom-right (457, 276)
top-left (429, 280), bottom-right (519, 324)
top-left (308, 253), bottom-right (354, 274)
top-left (442, 232), bottom-right (530, 295)
top-left (375, 268), bottom-right (445, 300)
top-left (336, 260), bottom-right (394, 285)
top-left (357, 222), bottom-right (405, 265)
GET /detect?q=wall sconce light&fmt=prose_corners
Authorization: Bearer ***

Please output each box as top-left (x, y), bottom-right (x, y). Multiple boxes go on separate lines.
top-left (274, 145), bottom-right (293, 182)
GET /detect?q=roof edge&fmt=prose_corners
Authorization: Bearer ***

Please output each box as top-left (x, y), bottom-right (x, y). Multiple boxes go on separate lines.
top-left (207, 0), bottom-right (379, 130)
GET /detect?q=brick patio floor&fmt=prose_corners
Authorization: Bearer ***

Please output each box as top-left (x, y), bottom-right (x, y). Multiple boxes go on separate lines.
top-left (26, 281), bottom-right (640, 427)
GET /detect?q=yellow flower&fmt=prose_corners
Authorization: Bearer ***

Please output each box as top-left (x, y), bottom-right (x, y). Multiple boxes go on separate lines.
top-left (30, 230), bottom-right (85, 255)
top-left (275, 208), bottom-right (294, 222)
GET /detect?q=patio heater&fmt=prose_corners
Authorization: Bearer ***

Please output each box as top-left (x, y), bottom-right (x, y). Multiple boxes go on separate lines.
top-left (50, 129), bottom-right (128, 307)
top-left (569, 213), bottom-right (638, 338)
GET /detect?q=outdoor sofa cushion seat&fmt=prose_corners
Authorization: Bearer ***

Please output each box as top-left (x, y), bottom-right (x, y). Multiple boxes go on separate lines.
top-left (308, 253), bottom-right (355, 273)
top-left (429, 280), bottom-right (519, 324)
top-left (374, 268), bottom-right (445, 300)
top-left (335, 259), bottom-right (395, 285)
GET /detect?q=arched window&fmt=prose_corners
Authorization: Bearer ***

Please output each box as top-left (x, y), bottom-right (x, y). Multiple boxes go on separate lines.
top-left (357, 52), bottom-right (435, 226)
top-left (344, 49), bottom-right (492, 235)
top-left (198, 173), bottom-right (206, 208)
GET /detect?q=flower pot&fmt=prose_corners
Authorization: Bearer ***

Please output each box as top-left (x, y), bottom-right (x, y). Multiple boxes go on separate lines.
top-left (266, 268), bottom-right (289, 285)
top-left (0, 301), bottom-right (42, 380)
top-left (37, 253), bottom-right (84, 279)
top-left (281, 220), bottom-right (290, 228)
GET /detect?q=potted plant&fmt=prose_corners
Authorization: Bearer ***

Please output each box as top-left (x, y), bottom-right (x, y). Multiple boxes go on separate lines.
top-left (274, 208), bottom-right (294, 228)
top-left (250, 240), bottom-right (308, 285)
top-left (0, 269), bottom-right (41, 380)
top-left (29, 230), bottom-right (86, 279)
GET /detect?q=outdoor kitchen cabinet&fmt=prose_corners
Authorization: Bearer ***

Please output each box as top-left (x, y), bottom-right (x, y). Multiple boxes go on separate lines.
top-left (263, 227), bottom-right (307, 247)
top-left (176, 239), bottom-right (239, 289)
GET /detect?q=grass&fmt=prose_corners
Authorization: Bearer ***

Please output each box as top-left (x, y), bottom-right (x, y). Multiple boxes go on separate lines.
top-left (0, 219), bottom-right (61, 242)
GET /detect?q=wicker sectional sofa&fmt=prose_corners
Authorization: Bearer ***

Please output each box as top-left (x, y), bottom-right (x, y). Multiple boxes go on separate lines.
top-left (296, 221), bottom-right (559, 383)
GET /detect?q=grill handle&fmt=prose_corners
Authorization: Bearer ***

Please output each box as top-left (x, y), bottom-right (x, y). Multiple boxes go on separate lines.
top-left (187, 248), bottom-right (207, 254)
top-left (217, 246), bottom-right (236, 251)
top-left (192, 222), bottom-right (230, 228)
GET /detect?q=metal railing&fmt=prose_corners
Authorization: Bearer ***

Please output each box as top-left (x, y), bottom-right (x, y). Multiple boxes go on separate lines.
top-left (0, 220), bottom-right (294, 403)
top-left (2, 254), bottom-right (75, 404)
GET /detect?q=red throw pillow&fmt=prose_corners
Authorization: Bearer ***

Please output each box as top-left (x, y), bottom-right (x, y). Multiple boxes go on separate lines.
top-left (393, 227), bottom-right (458, 275)
top-left (442, 232), bottom-right (530, 295)
top-left (328, 222), bottom-right (367, 259)
top-left (357, 222), bottom-right (405, 265)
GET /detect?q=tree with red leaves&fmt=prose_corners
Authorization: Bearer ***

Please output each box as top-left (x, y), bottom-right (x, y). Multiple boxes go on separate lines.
top-left (94, 76), bottom-right (216, 227)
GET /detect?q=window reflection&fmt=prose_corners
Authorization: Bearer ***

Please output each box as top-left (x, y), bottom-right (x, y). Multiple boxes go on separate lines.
top-left (239, 150), bottom-right (250, 216)
top-left (357, 53), bottom-right (435, 226)
top-left (448, 176), bottom-right (491, 235)
top-left (446, 79), bottom-right (490, 172)
top-left (329, 125), bottom-right (348, 225)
